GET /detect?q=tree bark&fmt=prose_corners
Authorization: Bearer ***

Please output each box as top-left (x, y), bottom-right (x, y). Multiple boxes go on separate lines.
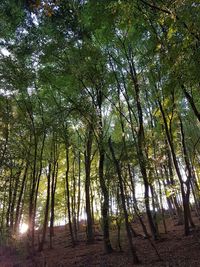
top-left (182, 85), bottom-right (200, 122)
top-left (65, 145), bottom-right (75, 246)
top-left (84, 124), bottom-right (94, 243)
top-left (14, 161), bottom-right (29, 233)
top-left (50, 159), bottom-right (58, 249)
top-left (38, 163), bottom-right (51, 252)
top-left (109, 137), bottom-right (140, 264)
top-left (97, 88), bottom-right (113, 253)
top-left (159, 100), bottom-right (190, 235)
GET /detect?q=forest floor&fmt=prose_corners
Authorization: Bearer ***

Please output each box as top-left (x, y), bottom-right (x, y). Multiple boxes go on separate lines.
top-left (1, 214), bottom-right (200, 267)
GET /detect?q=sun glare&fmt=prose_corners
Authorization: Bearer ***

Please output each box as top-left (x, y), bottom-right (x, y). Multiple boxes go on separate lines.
top-left (19, 223), bottom-right (29, 234)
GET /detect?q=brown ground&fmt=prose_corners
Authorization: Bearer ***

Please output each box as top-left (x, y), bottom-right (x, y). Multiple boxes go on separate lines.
top-left (1, 214), bottom-right (200, 267)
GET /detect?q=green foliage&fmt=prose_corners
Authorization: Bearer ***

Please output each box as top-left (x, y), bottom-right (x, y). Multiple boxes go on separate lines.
top-left (0, 0), bottom-right (199, 243)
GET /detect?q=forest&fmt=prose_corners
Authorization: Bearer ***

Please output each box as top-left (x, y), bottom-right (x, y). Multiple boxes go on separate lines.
top-left (0, 0), bottom-right (200, 266)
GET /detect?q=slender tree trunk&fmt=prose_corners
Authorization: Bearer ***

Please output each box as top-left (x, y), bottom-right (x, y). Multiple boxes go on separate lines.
top-left (157, 174), bottom-right (167, 233)
top-left (72, 157), bottom-right (78, 242)
top-left (179, 116), bottom-right (195, 228)
top-left (109, 137), bottom-right (140, 264)
top-left (182, 85), bottom-right (200, 122)
top-left (38, 163), bottom-right (51, 252)
top-left (97, 89), bottom-right (113, 253)
top-left (77, 151), bottom-right (81, 230)
top-left (149, 182), bottom-right (159, 236)
top-left (126, 165), bottom-right (150, 238)
top-left (50, 160), bottom-right (58, 249)
top-left (14, 161), bottom-right (29, 233)
top-left (6, 169), bottom-right (13, 230)
top-left (99, 147), bottom-right (113, 253)
top-left (28, 138), bottom-right (38, 253)
top-left (125, 53), bottom-right (159, 239)
top-left (32, 132), bottom-right (46, 251)
top-left (84, 124), bottom-right (94, 243)
top-left (135, 86), bottom-right (158, 239)
top-left (1, 187), bottom-right (7, 231)
top-left (116, 75), bottom-right (150, 238)
top-left (159, 100), bottom-right (190, 235)
top-left (160, 167), bottom-right (175, 218)
top-left (65, 145), bottom-right (75, 246)
top-left (164, 160), bottom-right (183, 224)
top-left (10, 168), bottom-right (22, 231)
top-left (0, 98), bottom-right (9, 169)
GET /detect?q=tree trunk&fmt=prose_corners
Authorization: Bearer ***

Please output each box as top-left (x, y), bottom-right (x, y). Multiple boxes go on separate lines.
top-left (77, 151), bottom-right (81, 230)
top-left (84, 124), bottom-right (94, 243)
top-left (99, 147), bottom-right (113, 253)
top-left (65, 145), bottom-right (75, 246)
top-left (159, 100), bottom-right (190, 235)
top-left (179, 115), bottom-right (195, 228)
top-left (127, 54), bottom-right (159, 239)
top-left (109, 137), bottom-right (140, 264)
top-left (50, 161), bottom-right (58, 249)
top-left (97, 88), bottom-right (113, 253)
top-left (6, 169), bottom-right (13, 229)
top-left (182, 85), bottom-right (200, 122)
top-left (10, 168), bottom-right (22, 231)
top-left (126, 165), bottom-right (150, 238)
top-left (38, 163), bottom-right (51, 252)
top-left (14, 161), bottom-right (29, 233)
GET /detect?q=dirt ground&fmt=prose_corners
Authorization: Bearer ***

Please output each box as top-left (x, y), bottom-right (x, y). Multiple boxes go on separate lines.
top-left (1, 214), bottom-right (200, 267)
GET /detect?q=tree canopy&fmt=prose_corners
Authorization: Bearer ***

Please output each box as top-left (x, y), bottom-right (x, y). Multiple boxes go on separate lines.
top-left (0, 0), bottom-right (200, 265)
